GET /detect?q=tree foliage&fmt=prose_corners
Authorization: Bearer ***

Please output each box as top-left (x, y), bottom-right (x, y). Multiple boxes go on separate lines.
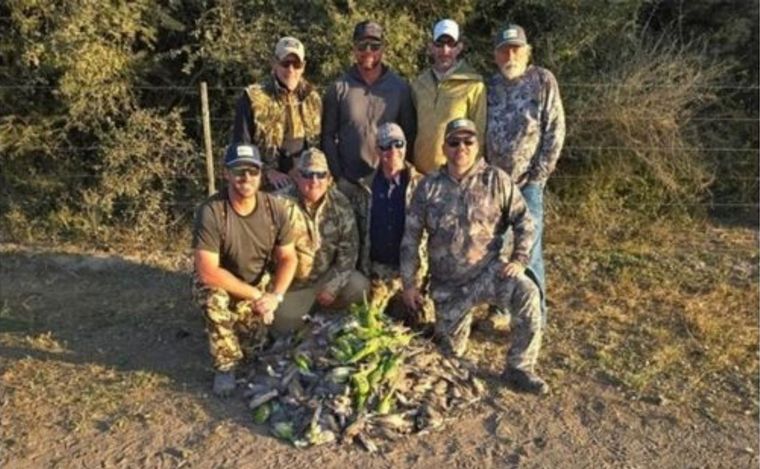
top-left (0, 0), bottom-right (756, 245)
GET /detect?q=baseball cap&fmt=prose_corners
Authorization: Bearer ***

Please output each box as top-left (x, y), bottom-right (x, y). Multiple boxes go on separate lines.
top-left (274, 36), bottom-right (305, 62)
top-left (296, 147), bottom-right (330, 173)
top-left (444, 118), bottom-right (478, 140)
top-left (376, 122), bottom-right (406, 146)
top-left (494, 24), bottom-right (528, 48)
top-left (353, 20), bottom-right (383, 42)
top-left (225, 143), bottom-right (263, 168)
top-left (433, 19), bottom-right (460, 42)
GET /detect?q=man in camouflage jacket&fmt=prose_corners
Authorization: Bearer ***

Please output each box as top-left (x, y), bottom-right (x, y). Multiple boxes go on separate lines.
top-left (273, 148), bottom-right (368, 333)
top-left (354, 123), bottom-right (433, 328)
top-left (401, 118), bottom-right (548, 395)
top-left (232, 36), bottom-right (322, 191)
top-left (486, 24), bottom-right (566, 324)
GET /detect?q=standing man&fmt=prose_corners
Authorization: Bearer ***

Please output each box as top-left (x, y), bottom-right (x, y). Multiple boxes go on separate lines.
top-left (272, 148), bottom-right (369, 333)
top-left (322, 20), bottom-right (416, 202)
top-left (411, 19), bottom-right (486, 174)
top-left (192, 143), bottom-right (298, 396)
top-left (401, 118), bottom-right (548, 395)
top-left (486, 24), bottom-right (565, 323)
top-left (355, 123), bottom-right (432, 327)
top-left (232, 36), bottom-right (322, 190)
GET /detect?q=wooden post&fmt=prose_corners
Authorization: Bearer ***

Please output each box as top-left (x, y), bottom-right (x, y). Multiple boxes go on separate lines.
top-left (200, 82), bottom-right (216, 195)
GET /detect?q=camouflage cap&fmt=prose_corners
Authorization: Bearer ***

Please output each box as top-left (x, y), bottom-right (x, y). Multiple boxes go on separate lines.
top-left (444, 118), bottom-right (478, 140)
top-left (297, 147), bottom-right (330, 173)
top-left (494, 24), bottom-right (528, 48)
top-left (275, 36), bottom-right (305, 61)
top-left (376, 122), bottom-right (406, 146)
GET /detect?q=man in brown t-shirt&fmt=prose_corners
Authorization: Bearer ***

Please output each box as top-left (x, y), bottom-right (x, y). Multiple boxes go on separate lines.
top-left (192, 143), bottom-right (297, 396)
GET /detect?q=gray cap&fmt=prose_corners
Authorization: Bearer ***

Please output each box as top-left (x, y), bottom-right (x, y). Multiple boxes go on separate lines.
top-left (494, 24), bottom-right (528, 48)
top-left (376, 122), bottom-right (406, 146)
top-left (444, 118), bottom-right (478, 140)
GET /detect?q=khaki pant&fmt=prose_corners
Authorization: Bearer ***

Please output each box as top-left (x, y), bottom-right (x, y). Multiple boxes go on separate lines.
top-left (271, 270), bottom-right (370, 335)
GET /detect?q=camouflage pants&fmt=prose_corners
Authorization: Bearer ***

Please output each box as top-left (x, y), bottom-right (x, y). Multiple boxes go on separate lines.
top-left (369, 262), bottom-right (435, 328)
top-left (192, 275), bottom-right (269, 372)
top-left (430, 260), bottom-right (542, 371)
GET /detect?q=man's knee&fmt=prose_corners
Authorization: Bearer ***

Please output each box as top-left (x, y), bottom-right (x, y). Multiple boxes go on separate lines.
top-left (336, 270), bottom-right (370, 306)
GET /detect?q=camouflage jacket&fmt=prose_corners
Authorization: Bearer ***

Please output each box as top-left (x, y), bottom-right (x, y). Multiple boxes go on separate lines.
top-left (400, 159), bottom-right (535, 290)
top-left (232, 75), bottom-right (322, 171)
top-left (355, 162), bottom-right (424, 276)
top-left (485, 66), bottom-right (565, 186)
top-left (279, 185), bottom-right (359, 295)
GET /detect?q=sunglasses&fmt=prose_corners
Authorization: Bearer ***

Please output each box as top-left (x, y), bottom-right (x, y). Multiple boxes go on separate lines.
top-left (433, 39), bottom-right (459, 49)
top-left (299, 170), bottom-right (329, 180)
top-left (378, 140), bottom-right (405, 152)
top-left (446, 138), bottom-right (476, 148)
top-left (278, 59), bottom-right (304, 69)
top-left (230, 166), bottom-right (261, 177)
top-left (355, 41), bottom-right (383, 52)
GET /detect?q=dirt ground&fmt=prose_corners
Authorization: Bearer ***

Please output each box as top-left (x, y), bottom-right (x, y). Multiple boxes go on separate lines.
top-left (0, 224), bottom-right (758, 468)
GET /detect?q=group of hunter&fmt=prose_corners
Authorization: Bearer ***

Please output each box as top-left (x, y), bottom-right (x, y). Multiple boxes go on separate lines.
top-left (192, 19), bottom-right (566, 398)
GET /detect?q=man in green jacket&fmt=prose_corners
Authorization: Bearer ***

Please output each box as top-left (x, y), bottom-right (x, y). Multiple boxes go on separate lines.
top-left (411, 19), bottom-right (486, 174)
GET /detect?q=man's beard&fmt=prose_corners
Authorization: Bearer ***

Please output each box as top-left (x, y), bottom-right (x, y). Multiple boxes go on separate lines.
top-left (500, 63), bottom-right (526, 80)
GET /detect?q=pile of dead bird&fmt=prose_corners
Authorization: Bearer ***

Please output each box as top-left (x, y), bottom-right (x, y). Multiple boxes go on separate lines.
top-left (244, 301), bottom-right (486, 451)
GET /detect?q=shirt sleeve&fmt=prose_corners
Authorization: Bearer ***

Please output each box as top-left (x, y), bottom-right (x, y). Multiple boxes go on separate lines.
top-left (398, 80), bottom-right (417, 163)
top-left (272, 197), bottom-right (295, 246)
top-left (530, 71), bottom-right (565, 183)
top-left (192, 202), bottom-right (221, 253)
top-left (400, 179), bottom-right (427, 290)
top-left (231, 91), bottom-right (253, 145)
top-left (471, 81), bottom-right (488, 151)
top-left (319, 197), bottom-right (360, 296)
top-left (321, 82), bottom-right (343, 179)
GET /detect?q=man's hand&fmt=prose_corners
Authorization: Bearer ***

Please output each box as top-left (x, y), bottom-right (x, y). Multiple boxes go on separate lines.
top-left (501, 261), bottom-right (526, 278)
top-left (252, 293), bottom-right (279, 323)
top-left (402, 287), bottom-right (423, 311)
top-left (316, 290), bottom-right (336, 307)
top-left (266, 169), bottom-right (291, 190)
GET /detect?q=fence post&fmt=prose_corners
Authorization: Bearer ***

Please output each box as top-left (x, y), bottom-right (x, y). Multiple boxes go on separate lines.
top-left (200, 81), bottom-right (215, 195)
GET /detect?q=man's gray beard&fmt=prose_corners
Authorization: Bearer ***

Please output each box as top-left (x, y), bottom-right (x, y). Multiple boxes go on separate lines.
top-left (500, 64), bottom-right (526, 81)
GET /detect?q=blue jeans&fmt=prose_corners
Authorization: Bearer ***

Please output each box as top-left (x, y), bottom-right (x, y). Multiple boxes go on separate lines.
top-left (520, 183), bottom-right (546, 324)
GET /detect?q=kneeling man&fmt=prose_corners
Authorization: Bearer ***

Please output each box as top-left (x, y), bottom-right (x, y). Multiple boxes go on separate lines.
top-left (400, 118), bottom-right (548, 394)
top-left (274, 148), bottom-right (369, 333)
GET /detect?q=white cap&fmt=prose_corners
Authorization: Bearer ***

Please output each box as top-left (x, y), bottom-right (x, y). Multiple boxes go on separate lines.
top-left (274, 36), bottom-right (305, 62)
top-left (433, 19), bottom-right (459, 42)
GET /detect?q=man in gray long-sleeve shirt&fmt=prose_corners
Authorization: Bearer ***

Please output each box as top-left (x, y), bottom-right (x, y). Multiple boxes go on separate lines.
top-left (321, 20), bottom-right (416, 202)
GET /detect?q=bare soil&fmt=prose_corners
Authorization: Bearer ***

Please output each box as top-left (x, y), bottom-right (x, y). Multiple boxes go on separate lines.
top-left (0, 223), bottom-right (757, 468)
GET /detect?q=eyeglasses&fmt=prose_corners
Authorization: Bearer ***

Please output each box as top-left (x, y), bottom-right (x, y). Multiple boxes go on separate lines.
top-left (446, 138), bottom-right (476, 148)
top-left (299, 170), bottom-right (329, 180)
top-left (378, 140), bottom-right (405, 152)
top-left (278, 59), bottom-right (304, 69)
top-left (230, 166), bottom-right (261, 177)
top-left (355, 41), bottom-right (383, 52)
top-left (433, 39), bottom-right (459, 49)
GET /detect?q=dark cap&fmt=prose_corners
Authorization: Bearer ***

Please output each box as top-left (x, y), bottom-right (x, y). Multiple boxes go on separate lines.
top-left (494, 24), bottom-right (528, 48)
top-left (224, 143), bottom-right (262, 168)
top-left (444, 118), bottom-right (478, 140)
top-left (353, 20), bottom-right (383, 42)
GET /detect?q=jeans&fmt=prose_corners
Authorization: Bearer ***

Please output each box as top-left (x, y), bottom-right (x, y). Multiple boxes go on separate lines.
top-left (520, 182), bottom-right (546, 324)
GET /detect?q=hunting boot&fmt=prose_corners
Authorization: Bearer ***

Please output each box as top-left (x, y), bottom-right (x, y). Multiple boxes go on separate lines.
top-left (502, 368), bottom-right (549, 395)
